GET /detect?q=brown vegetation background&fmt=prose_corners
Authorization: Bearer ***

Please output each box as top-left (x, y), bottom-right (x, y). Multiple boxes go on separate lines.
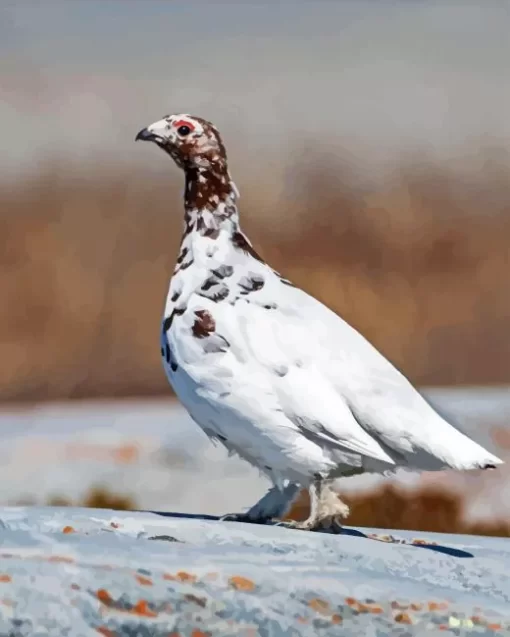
top-left (1, 148), bottom-right (509, 403)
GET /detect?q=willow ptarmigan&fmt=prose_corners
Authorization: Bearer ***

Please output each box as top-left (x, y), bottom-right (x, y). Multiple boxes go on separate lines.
top-left (135, 113), bottom-right (503, 531)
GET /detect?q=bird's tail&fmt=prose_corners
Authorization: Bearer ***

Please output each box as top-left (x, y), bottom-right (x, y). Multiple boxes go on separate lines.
top-left (436, 425), bottom-right (503, 471)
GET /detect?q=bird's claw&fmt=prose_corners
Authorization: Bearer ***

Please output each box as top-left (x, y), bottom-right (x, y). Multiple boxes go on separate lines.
top-left (275, 516), bottom-right (345, 533)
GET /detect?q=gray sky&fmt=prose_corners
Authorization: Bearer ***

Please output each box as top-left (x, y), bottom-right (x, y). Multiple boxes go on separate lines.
top-left (1, 1), bottom-right (509, 178)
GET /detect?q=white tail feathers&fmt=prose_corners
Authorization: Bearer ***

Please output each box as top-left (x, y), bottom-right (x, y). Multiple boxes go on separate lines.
top-left (443, 430), bottom-right (503, 471)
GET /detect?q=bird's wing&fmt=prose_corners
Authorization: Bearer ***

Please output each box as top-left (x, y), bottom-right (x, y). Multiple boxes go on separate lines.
top-left (235, 268), bottom-right (502, 471)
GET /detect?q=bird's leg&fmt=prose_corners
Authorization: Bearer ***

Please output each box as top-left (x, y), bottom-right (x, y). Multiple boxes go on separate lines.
top-left (220, 481), bottom-right (301, 524)
top-left (245, 482), bottom-right (301, 521)
top-left (281, 478), bottom-right (350, 532)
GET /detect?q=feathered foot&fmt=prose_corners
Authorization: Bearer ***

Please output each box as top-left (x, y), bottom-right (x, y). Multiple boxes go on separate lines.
top-left (278, 479), bottom-right (349, 533)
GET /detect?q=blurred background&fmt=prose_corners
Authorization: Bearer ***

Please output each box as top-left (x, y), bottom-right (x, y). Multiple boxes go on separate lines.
top-left (1, 0), bottom-right (509, 534)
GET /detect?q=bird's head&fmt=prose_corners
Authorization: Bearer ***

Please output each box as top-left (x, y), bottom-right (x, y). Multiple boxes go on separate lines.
top-left (135, 113), bottom-right (228, 172)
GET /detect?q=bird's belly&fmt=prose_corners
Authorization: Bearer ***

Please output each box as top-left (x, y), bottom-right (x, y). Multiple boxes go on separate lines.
top-left (161, 328), bottom-right (360, 482)
top-left (165, 364), bottom-right (339, 483)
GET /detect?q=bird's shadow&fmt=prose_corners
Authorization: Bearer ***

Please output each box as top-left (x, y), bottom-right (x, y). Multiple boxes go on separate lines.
top-left (143, 509), bottom-right (474, 559)
top-left (337, 526), bottom-right (474, 558)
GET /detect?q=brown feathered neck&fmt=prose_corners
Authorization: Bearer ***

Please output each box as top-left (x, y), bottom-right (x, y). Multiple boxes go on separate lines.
top-left (182, 164), bottom-right (239, 239)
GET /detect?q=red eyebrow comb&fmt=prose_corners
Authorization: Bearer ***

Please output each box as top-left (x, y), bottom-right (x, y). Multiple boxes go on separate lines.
top-left (174, 119), bottom-right (195, 131)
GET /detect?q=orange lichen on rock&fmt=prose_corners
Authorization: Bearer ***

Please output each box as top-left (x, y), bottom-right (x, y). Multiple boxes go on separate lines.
top-left (176, 571), bottom-right (197, 583)
top-left (131, 599), bottom-right (157, 618)
top-left (394, 612), bottom-right (413, 624)
top-left (190, 630), bottom-right (211, 637)
top-left (96, 628), bottom-right (116, 637)
top-left (228, 576), bottom-right (256, 592)
top-left (135, 574), bottom-right (153, 586)
top-left (356, 603), bottom-right (372, 614)
top-left (346, 597), bottom-right (378, 613)
top-left (62, 526), bottom-right (75, 534)
top-left (0, 575), bottom-right (11, 583)
top-left (97, 589), bottom-right (114, 605)
top-left (331, 614), bottom-right (343, 624)
top-left (308, 598), bottom-right (330, 614)
top-left (428, 601), bottom-right (449, 612)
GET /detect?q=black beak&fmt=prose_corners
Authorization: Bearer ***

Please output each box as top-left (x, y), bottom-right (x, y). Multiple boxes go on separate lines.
top-left (135, 127), bottom-right (155, 142)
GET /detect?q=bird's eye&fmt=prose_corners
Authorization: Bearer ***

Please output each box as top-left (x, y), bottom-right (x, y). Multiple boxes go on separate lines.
top-left (177, 125), bottom-right (191, 136)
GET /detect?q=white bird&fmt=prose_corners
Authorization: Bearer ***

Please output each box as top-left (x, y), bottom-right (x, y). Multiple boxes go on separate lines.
top-left (135, 113), bottom-right (503, 531)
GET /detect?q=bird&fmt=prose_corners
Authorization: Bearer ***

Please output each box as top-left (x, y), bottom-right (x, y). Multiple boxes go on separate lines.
top-left (135, 113), bottom-right (503, 531)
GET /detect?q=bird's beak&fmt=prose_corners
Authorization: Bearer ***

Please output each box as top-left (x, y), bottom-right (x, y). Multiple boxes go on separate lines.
top-left (135, 127), bottom-right (156, 142)
top-left (135, 118), bottom-right (169, 144)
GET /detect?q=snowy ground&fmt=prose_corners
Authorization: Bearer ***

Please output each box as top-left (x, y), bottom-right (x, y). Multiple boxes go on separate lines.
top-left (0, 506), bottom-right (509, 636)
